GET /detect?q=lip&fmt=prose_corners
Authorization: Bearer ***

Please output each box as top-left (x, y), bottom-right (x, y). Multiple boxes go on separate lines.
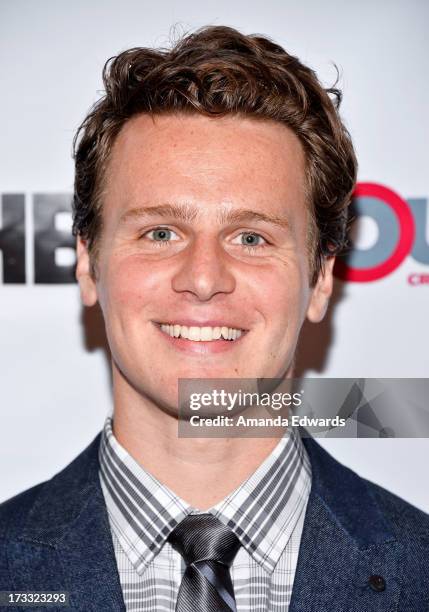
top-left (152, 321), bottom-right (248, 355)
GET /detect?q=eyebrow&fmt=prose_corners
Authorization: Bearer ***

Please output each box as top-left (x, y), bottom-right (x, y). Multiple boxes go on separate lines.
top-left (119, 203), bottom-right (290, 231)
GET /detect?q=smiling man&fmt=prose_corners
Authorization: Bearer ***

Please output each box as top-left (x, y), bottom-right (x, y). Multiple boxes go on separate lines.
top-left (1, 25), bottom-right (428, 612)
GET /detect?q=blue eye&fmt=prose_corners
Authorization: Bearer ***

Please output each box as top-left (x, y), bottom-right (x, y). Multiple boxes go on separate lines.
top-left (151, 228), bottom-right (173, 241)
top-left (142, 227), bottom-right (181, 244)
top-left (240, 232), bottom-right (265, 247)
top-left (231, 232), bottom-right (267, 251)
top-left (140, 227), bottom-right (181, 248)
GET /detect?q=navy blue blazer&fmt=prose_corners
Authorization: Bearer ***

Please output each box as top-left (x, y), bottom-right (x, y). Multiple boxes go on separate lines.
top-left (1, 433), bottom-right (428, 611)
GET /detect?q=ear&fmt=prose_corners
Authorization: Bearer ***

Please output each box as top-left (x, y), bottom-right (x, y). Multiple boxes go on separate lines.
top-left (306, 256), bottom-right (335, 323)
top-left (75, 236), bottom-right (98, 307)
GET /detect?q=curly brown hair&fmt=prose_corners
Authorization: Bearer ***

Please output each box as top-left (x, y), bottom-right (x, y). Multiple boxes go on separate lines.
top-left (72, 25), bottom-right (357, 285)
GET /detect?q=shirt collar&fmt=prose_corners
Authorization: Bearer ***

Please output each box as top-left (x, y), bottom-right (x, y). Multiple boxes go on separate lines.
top-left (99, 416), bottom-right (311, 575)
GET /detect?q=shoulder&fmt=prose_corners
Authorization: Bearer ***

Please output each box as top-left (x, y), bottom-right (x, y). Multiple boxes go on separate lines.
top-left (0, 481), bottom-right (48, 586)
top-left (363, 475), bottom-right (429, 544)
top-left (0, 432), bottom-right (102, 545)
top-left (0, 481), bottom-right (47, 540)
top-left (302, 435), bottom-right (429, 550)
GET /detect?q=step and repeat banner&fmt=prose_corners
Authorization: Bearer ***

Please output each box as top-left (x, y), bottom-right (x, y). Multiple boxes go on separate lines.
top-left (1, 1), bottom-right (428, 509)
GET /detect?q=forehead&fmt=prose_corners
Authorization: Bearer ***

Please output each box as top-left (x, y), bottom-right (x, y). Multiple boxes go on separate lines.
top-left (103, 112), bottom-right (307, 219)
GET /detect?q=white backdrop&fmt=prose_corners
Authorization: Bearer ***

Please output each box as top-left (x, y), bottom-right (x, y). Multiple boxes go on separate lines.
top-left (1, 0), bottom-right (428, 511)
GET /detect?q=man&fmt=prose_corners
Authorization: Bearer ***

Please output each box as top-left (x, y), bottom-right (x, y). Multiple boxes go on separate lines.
top-left (0, 25), bottom-right (428, 611)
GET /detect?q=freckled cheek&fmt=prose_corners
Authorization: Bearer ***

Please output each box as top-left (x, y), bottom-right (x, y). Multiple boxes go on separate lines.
top-left (101, 256), bottom-right (170, 314)
top-left (250, 268), bottom-right (304, 328)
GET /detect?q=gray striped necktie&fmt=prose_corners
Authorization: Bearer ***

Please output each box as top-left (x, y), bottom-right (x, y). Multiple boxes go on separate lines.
top-left (168, 513), bottom-right (241, 612)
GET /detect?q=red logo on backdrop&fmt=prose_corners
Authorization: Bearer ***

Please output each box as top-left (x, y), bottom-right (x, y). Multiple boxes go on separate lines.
top-left (408, 274), bottom-right (429, 286)
top-left (334, 183), bottom-right (416, 283)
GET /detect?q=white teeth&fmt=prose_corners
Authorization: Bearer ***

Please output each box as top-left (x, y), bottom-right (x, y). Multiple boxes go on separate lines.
top-left (159, 323), bottom-right (244, 342)
top-left (200, 327), bottom-right (212, 341)
top-left (188, 327), bottom-right (201, 341)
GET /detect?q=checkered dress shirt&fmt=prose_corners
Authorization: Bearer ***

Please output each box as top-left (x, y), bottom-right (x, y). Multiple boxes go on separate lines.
top-left (99, 416), bottom-right (311, 611)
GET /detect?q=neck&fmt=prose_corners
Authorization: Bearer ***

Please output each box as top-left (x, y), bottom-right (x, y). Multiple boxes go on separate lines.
top-left (111, 366), bottom-right (282, 510)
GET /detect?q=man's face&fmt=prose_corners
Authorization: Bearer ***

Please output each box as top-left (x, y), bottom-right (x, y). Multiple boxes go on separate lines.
top-left (76, 113), bottom-right (334, 412)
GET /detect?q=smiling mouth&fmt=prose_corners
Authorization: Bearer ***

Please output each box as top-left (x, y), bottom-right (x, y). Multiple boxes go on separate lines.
top-left (157, 323), bottom-right (245, 342)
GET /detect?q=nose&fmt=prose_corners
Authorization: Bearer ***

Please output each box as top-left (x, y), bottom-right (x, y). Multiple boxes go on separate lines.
top-left (171, 235), bottom-right (236, 301)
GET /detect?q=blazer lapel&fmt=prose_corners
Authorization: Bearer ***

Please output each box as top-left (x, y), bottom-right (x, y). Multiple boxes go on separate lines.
top-left (10, 433), bottom-right (126, 611)
top-left (290, 436), bottom-right (402, 612)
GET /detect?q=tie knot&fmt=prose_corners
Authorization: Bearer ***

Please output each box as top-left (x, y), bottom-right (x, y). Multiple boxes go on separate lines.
top-left (168, 514), bottom-right (241, 567)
